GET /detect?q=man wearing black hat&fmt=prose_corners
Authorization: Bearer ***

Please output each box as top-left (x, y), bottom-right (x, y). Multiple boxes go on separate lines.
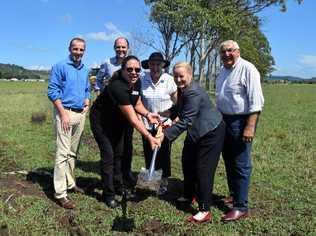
top-left (140, 52), bottom-right (177, 195)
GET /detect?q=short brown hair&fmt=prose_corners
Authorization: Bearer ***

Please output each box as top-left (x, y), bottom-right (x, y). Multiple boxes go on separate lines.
top-left (69, 37), bottom-right (86, 49)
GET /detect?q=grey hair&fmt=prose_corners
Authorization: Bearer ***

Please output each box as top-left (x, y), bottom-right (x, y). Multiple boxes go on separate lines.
top-left (220, 40), bottom-right (240, 50)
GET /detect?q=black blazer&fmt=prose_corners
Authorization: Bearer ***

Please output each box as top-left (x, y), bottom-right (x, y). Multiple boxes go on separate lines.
top-left (164, 81), bottom-right (222, 142)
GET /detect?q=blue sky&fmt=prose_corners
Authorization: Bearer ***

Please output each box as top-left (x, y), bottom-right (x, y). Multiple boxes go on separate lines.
top-left (0, 0), bottom-right (314, 78)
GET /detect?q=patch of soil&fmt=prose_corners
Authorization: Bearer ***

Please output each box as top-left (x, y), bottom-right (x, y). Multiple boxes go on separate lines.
top-left (0, 224), bottom-right (9, 236)
top-left (58, 212), bottom-right (88, 236)
top-left (140, 219), bottom-right (172, 235)
top-left (0, 174), bottom-right (45, 198)
top-left (31, 112), bottom-right (47, 124)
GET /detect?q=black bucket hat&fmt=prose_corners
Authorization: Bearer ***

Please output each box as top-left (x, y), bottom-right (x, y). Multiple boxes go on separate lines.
top-left (141, 52), bottom-right (170, 69)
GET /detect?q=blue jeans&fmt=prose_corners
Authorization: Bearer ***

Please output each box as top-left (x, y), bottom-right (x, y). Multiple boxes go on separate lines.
top-left (222, 114), bottom-right (253, 212)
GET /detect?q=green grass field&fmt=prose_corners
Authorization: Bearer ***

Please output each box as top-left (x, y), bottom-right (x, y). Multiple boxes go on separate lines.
top-left (0, 82), bottom-right (315, 235)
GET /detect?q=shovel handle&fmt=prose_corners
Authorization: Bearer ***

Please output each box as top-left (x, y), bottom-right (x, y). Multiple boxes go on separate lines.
top-left (148, 147), bottom-right (158, 180)
top-left (148, 125), bottom-right (163, 180)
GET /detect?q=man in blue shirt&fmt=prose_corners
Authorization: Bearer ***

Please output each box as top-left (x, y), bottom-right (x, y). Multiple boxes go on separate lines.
top-left (48, 37), bottom-right (90, 209)
top-left (94, 37), bottom-right (129, 95)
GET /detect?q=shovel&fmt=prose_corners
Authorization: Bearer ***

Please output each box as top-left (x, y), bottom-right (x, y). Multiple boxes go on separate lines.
top-left (136, 126), bottom-right (163, 192)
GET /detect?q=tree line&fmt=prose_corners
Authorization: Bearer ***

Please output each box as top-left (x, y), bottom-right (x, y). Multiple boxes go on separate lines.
top-left (0, 63), bottom-right (50, 80)
top-left (136, 0), bottom-right (303, 89)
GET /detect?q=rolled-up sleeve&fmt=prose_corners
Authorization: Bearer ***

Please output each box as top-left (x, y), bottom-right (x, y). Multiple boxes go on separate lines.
top-left (246, 66), bottom-right (264, 113)
top-left (47, 64), bottom-right (62, 102)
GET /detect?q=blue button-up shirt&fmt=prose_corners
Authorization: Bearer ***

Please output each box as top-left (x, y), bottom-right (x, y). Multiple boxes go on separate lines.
top-left (94, 56), bottom-right (121, 91)
top-left (47, 56), bottom-right (90, 109)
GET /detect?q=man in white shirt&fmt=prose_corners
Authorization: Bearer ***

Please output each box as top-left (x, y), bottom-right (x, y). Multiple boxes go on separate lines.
top-left (215, 40), bottom-right (264, 222)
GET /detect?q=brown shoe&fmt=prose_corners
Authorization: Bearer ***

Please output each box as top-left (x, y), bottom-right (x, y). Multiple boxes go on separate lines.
top-left (222, 209), bottom-right (248, 222)
top-left (69, 186), bottom-right (84, 194)
top-left (56, 197), bottom-right (75, 209)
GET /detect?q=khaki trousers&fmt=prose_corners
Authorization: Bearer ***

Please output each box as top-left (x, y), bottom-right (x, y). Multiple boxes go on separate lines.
top-left (53, 109), bottom-right (86, 199)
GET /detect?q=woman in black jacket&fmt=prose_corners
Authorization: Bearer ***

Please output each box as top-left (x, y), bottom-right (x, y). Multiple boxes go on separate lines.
top-left (160, 62), bottom-right (225, 223)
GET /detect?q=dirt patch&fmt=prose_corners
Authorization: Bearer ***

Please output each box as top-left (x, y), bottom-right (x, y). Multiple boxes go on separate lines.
top-left (59, 212), bottom-right (88, 236)
top-left (0, 224), bottom-right (9, 236)
top-left (31, 112), bottom-right (47, 124)
top-left (140, 219), bottom-right (172, 235)
top-left (0, 174), bottom-right (46, 199)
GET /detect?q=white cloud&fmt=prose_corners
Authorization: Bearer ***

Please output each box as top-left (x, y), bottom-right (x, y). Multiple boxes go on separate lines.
top-left (104, 22), bottom-right (119, 32)
top-left (85, 21), bottom-right (129, 42)
top-left (299, 55), bottom-right (316, 67)
top-left (26, 65), bottom-right (51, 71)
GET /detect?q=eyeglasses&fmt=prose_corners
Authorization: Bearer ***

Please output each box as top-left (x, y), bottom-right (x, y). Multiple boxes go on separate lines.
top-left (126, 67), bottom-right (141, 73)
top-left (220, 48), bottom-right (237, 54)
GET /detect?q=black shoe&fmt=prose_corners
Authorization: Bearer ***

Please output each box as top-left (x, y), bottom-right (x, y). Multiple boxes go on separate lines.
top-left (104, 197), bottom-right (120, 209)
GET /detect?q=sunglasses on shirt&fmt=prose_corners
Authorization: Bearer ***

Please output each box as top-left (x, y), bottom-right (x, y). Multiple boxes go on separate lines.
top-left (126, 67), bottom-right (141, 73)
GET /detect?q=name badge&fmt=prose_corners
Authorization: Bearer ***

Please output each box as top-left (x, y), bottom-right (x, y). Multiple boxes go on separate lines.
top-left (131, 90), bottom-right (139, 95)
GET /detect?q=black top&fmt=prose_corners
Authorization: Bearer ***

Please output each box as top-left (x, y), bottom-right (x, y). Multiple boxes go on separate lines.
top-left (92, 71), bottom-right (141, 136)
top-left (165, 81), bottom-right (222, 142)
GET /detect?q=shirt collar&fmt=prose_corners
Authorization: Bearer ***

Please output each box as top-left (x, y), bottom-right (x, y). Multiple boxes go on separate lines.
top-left (110, 56), bottom-right (121, 66)
top-left (67, 55), bottom-right (84, 69)
top-left (231, 56), bottom-right (241, 69)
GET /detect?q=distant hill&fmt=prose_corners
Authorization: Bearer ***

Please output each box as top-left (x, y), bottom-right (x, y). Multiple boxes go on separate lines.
top-left (268, 75), bottom-right (316, 84)
top-left (0, 63), bottom-right (50, 80)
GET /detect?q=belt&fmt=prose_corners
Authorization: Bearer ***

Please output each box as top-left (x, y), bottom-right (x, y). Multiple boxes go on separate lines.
top-left (64, 107), bottom-right (83, 113)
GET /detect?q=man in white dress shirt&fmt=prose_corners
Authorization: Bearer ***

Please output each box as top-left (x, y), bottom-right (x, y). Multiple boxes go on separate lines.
top-left (216, 40), bottom-right (264, 222)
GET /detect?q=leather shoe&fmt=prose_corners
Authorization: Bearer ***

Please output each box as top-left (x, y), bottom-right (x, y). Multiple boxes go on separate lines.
top-left (186, 212), bottom-right (211, 224)
top-left (104, 197), bottom-right (120, 209)
top-left (69, 186), bottom-right (84, 194)
top-left (56, 197), bottom-right (75, 209)
top-left (222, 209), bottom-right (248, 222)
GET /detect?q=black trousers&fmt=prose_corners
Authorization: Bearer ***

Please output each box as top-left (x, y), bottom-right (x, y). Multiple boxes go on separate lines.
top-left (89, 106), bottom-right (124, 198)
top-left (142, 129), bottom-right (171, 178)
top-left (182, 121), bottom-right (225, 211)
top-left (121, 124), bottom-right (134, 181)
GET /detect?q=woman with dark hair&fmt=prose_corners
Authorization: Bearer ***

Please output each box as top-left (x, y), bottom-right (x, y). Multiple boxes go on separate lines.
top-left (159, 62), bottom-right (225, 223)
top-left (90, 55), bottom-right (161, 208)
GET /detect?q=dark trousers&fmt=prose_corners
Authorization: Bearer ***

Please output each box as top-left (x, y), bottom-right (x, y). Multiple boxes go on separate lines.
top-left (222, 114), bottom-right (253, 212)
top-left (142, 129), bottom-right (171, 178)
top-left (182, 121), bottom-right (225, 211)
top-left (121, 124), bottom-right (135, 185)
top-left (89, 107), bottom-right (123, 198)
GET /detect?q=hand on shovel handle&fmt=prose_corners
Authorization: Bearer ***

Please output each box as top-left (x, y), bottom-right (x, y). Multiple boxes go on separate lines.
top-left (148, 135), bottom-right (161, 150)
top-left (155, 125), bottom-right (164, 143)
